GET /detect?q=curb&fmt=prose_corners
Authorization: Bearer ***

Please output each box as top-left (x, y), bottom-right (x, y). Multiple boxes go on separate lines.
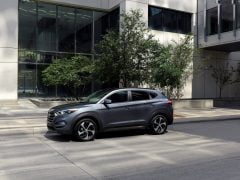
top-left (174, 115), bottom-right (240, 124)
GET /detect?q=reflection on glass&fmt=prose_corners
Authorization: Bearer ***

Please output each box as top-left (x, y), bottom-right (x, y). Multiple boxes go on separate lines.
top-left (37, 52), bottom-right (57, 64)
top-left (19, 50), bottom-right (36, 63)
top-left (148, 6), bottom-right (191, 34)
top-left (94, 11), bottom-right (108, 45)
top-left (207, 7), bottom-right (218, 35)
top-left (76, 9), bottom-right (93, 53)
top-left (148, 7), bottom-right (163, 30)
top-left (58, 6), bottom-right (75, 52)
top-left (18, 64), bottom-right (36, 96)
top-left (237, 4), bottom-right (240, 28)
top-left (163, 9), bottom-right (177, 33)
top-left (221, 3), bottom-right (233, 33)
top-left (37, 3), bottom-right (57, 51)
top-left (19, 0), bottom-right (37, 49)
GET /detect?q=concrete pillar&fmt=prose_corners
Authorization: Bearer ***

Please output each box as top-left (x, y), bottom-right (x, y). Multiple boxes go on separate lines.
top-left (0, 0), bottom-right (18, 102)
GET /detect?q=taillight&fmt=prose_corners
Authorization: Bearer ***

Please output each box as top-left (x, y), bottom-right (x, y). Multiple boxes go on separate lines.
top-left (168, 99), bottom-right (173, 105)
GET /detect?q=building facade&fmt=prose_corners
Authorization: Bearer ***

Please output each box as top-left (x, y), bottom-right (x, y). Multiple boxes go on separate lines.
top-left (3, 0), bottom-right (239, 101)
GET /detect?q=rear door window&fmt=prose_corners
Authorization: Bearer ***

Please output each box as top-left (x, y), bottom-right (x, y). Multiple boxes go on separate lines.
top-left (131, 91), bottom-right (150, 101)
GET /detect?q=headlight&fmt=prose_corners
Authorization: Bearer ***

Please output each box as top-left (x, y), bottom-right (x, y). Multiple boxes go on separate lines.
top-left (55, 109), bottom-right (77, 116)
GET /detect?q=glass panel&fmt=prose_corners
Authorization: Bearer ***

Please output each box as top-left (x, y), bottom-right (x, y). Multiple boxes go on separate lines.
top-left (178, 12), bottom-right (192, 34)
top-left (76, 9), bottom-right (93, 53)
top-left (94, 11), bottom-right (108, 45)
top-left (108, 91), bottom-right (128, 103)
top-left (36, 52), bottom-right (57, 64)
top-left (19, 0), bottom-right (37, 50)
top-left (19, 50), bottom-right (37, 63)
top-left (37, 3), bottom-right (57, 51)
top-left (237, 3), bottom-right (240, 28)
top-left (18, 64), bottom-right (36, 97)
top-left (58, 6), bottom-right (75, 52)
top-left (148, 6), bottom-right (163, 30)
top-left (131, 91), bottom-right (149, 101)
top-left (221, 2), bottom-right (233, 33)
top-left (163, 9), bottom-right (178, 33)
top-left (207, 7), bottom-right (218, 35)
top-left (109, 8), bottom-right (120, 31)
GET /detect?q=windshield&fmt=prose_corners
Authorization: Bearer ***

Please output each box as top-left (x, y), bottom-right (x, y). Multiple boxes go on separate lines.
top-left (81, 89), bottom-right (114, 104)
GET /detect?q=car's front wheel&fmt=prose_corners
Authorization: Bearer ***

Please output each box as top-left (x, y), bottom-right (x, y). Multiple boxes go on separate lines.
top-left (149, 114), bottom-right (168, 135)
top-left (73, 119), bottom-right (97, 141)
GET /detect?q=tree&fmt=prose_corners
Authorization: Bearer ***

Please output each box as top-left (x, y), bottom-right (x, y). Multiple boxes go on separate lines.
top-left (95, 9), bottom-right (158, 87)
top-left (209, 63), bottom-right (234, 98)
top-left (150, 35), bottom-right (194, 99)
top-left (42, 56), bottom-right (94, 98)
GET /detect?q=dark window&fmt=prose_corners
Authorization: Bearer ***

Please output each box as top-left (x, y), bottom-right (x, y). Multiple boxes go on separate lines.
top-left (221, 2), bottom-right (233, 33)
top-left (148, 6), bottom-right (163, 30)
top-left (109, 8), bottom-right (120, 31)
top-left (37, 3), bottom-right (57, 51)
top-left (148, 6), bottom-right (191, 34)
top-left (94, 11), bottom-right (108, 45)
top-left (76, 9), bottom-right (93, 53)
top-left (178, 12), bottom-right (192, 34)
top-left (57, 6), bottom-right (75, 52)
top-left (108, 91), bottom-right (128, 103)
top-left (19, 0), bottom-right (37, 49)
top-left (207, 7), bottom-right (218, 35)
top-left (131, 91), bottom-right (150, 101)
top-left (163, 9), bottom-right (178, 33)
top-left (237, 3), bottom-right (240, 28)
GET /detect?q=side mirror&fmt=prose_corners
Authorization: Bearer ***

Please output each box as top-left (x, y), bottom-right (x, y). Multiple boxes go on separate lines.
top-left (103, 99), bottom-right (112, 104)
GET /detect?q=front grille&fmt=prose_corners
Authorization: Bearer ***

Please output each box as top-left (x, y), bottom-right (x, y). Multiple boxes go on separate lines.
top-left (47, 111), bottom-right (55, 123)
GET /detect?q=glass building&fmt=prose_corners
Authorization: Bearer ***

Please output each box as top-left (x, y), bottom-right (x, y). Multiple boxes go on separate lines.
top-left (18, 0), bottom-right (119, 97)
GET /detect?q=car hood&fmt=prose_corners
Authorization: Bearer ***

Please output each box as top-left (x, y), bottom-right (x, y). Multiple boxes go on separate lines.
top-left (50, 102), bottom-right (94, 112)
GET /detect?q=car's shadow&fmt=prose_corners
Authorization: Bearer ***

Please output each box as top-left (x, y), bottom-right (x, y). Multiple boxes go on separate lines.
top-left (44, 128), bottom-right (167, 142)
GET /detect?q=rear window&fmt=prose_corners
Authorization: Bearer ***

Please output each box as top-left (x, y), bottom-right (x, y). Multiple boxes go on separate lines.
top-left (131, 91), bottom-right (150, 101)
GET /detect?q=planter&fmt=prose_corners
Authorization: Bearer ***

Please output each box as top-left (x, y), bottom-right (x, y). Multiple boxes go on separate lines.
top-left (30, 98), bottom-right (77, 108)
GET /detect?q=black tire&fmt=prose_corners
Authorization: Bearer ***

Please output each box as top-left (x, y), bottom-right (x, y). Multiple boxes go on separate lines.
top-left (149, 114), bottom-right (168, 135)
top-left (73, 118), bottom-right (97, 141)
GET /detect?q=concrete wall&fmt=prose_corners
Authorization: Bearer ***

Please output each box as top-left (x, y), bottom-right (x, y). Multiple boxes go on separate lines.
top-left (0, 0), bottom-right (18, 101)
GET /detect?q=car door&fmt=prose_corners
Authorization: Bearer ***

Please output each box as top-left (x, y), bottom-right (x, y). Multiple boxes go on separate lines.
top-left (126, 90), bottom-right (152, 124)
top-left (99, 90), bottom-right (132, 128)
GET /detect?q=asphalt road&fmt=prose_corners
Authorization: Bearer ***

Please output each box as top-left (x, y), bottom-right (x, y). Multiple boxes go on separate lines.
top-left (0, 119), bottom-right (240, 180)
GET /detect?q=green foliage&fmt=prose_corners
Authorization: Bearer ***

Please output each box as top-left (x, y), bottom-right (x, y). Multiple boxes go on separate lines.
top-left (150, 36), bottom-right (194, 98)
top-left (95, 9), bottom-right (158, 87)
top-left (42, 56), bottom-right (94, 97)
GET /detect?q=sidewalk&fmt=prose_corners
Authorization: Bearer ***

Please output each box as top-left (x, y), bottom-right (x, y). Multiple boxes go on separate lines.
top-left (0, 99), bottom-right (240, 136)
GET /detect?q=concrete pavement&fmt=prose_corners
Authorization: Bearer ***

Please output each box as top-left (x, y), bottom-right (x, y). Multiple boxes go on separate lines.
top-left (0, 120), bottom-right (240, 180)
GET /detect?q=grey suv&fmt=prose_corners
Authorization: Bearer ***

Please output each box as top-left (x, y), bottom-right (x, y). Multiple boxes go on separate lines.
top-left (47, 88), bottom-right (173, 141)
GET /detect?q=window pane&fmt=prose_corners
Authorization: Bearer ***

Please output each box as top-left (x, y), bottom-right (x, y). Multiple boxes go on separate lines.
top-left (131, 91), bottom-right (149, 101)
top-left (58, 6), bottom-right (75, 52)
top-left (19, 50), bottom-right (36, 63)
top-left (163, 9), bottom-right (177, 33)
top-left (221, 3), bottom-right (233, 33)
top-left (109, 8), bottom-right (120, 31)
top-left (37, 3), bottom-right (57, 51)
top-left (76, 9), bottom-right (93, 53)
top-left (178, 12), bottom-right (192, 34)
top-left (108, 91), bottom-right (128, 103)
top-left (19, 0), bottom-right (37, 50)
top-left (18, 64), bottom-right (36, 96)
top-left (36, 52), bottom-right (57, 64)
top-left (238, 4), bottom-right (240, 28)
top-left (148, 6), bottom-right (163, 30)
top-left (94, 11), bottom-right (108, 45)
top-left (207, 7), bottom-right (218, 35)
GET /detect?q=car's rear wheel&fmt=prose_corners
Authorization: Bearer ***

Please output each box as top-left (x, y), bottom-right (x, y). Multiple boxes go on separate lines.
top-left (73, 119), bottom-right (97, 141)
top-left (149, 114), bottom-right (168, 135)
